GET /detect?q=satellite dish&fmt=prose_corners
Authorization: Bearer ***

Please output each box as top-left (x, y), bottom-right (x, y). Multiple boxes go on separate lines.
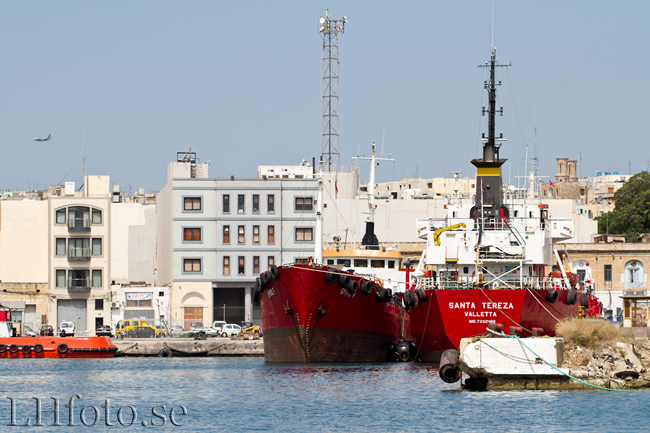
top-left (319, 26), bottom-right (324, 32)
top-left (319, 17), bottom-right (325, 24)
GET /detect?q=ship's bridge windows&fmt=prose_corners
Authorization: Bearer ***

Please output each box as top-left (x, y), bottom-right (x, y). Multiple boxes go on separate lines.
top-left (529, 211), bottom-right (534, 218)
top-left (370, 260), bottom-right (384, 268)
top-left (514, 210), bottom-right (519, 217)
top-left (326, 259), bottom-right (335, 265)
top-left (387, 261), bottom-right (396, 269)
top-left (337, 259), bottom-right (351, 267)
top-left (354, 259), bottom-right (368, 267)
top-left (463, 266), bottom-right (469, 274)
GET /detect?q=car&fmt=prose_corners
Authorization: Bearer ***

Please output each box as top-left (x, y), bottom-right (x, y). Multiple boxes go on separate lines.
top-left (58, 321), bottom-right (75, 337)
top-left (96, 325), bottom-right (113, 337)
top-left (40, 325), bottom-right (54, 336)
top-left (219, 324), bottom-right (241, 338)
top-left (212, 320), bottom-right (227, 330)
top-left (169, 325), bottom-right (184, 337)
top-left (24, 325), bottom-right (38, 337)
top-left (190, 322), bottom-right (203, 330)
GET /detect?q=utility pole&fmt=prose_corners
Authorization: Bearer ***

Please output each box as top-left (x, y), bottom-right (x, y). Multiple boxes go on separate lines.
top-left (318, 10), bottom-right (347, 172)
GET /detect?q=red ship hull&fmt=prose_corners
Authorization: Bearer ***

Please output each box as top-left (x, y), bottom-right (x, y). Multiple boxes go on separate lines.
top-left (261, 264), bottom-right (411, 363)
top-left (0, 336), bottom-right (118, 358)
top-left (410, 288), bottom-right (598, 363)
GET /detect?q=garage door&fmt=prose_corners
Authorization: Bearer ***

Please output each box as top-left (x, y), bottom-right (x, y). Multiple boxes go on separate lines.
top-left (57, 299), bottom-right (87, 333)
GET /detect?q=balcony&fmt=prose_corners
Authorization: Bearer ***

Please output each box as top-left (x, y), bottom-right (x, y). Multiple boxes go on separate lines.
top-left (68, 217), bottom-right (90, 232)
top-left (68, 277), bottom-right (90, 292)
top-left (68, 247), bottom-right (90, 261)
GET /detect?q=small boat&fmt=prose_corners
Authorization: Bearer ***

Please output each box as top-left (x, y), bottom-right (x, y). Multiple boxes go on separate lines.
top-left (0, 305), bottom-right (118, 358)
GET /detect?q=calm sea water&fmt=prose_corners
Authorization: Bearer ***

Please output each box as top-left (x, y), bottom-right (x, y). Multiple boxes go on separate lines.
top-left (0, 356), bottom-right (648, 432)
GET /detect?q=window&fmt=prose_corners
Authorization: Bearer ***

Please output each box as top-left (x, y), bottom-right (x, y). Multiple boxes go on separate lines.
top-left (295, 258), bottom-right (310, 264)
top-left (604, 264), bottom-right (612, 282)
top-left (56, 209), bottom-right (66, 224)
top-left (253, 226), bottom-right (260, 244)
top-left (388, 261), bottom-right (396, 269)
top-left (92, 238), bottom-right (102, 255)
top-left (268, 226), bottom-right (275, 244)
top-left (238, 256), bottom-right (245, 275)
top-left (56, 270), bottom-right (66, 287)
top-left (337, 259), bottom-right (351, 267)
top-left (354, 259), bottom-right (368, 267)
top-left (183, 259), bottom-right (201, 273)
top-left (68, 207), bottom-right (90, 230)
top-left (370, 260), bottom-right (385, 268)
top-left (56, 238), bottom-right (66, 256)
top-left (295, 196), bottom-right (313, 211)
top-left (253, 256), bottom-right (260, 274)
top-left (68, 238), bottom-right (90, 258)
top-left (295, 227), bottom-right (314, 242)
top-left (223, 257), bottom-right (230, 275)
top-left (95, 299), bottom-right (104, 310)
top-left (252, 195), bottom-right (260, 213)
top-left (268, 256), bottom-right (275, 269)
top-left (238, 226), bottom-right (245, 244)
top-left (223, 226), bottom-right (230, 243)
top-left (68, 270), bottom-right (89, 289)
top-left (223, 195), bottom-right (230, 213)
top-left (184, 197), bottom-right (201, 211)
top-left (184, 228), bottom-right (201, 242)
top-left (238, 194), bottom-right (245, 213)
top-left (92, 209), bottom-right (102, 224)
top-left (268, 195), bottom-right (275, 213)
top-left (126, 293), bottom-right (152, 307)
top-left (92, 270), bottom-right (102, 287)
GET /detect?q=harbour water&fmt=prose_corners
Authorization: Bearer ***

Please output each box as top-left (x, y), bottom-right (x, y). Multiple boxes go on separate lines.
top-left (1, 357), bottom-right (649, 432)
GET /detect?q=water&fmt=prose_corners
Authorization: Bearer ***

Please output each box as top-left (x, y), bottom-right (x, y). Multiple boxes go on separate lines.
top-left (0, 357), bottom-right (648, 432)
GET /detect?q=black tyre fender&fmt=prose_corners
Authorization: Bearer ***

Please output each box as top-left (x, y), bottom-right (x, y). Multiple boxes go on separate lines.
top-left (9, 344), bottom-right (18, 354)
top-left (22, 345), bottom-right (31, 355)
top-left (158, 348), bottom-right (173, 358)
top-left (34, 344), bottom-right (43, 354)
top-left (376, 288), bottom-right (390, 303)
top-left (57, 343), bottom-right (68, 354)
top-left (0, 344), bottom-right (6, 353)
top-left (255, 277), bottom-right (264, 294)
top-left (325, 270), bottom-right (338, 283)
top-left (360, 281), bottom-right (373, 295)
top-left (415, 288), bottom-right (427, 303)
top-left (581, 293), bottom-right (590, 308)
top-left (270, 264), bottom-right (280, 279)
top-left (338, 274), bottom-right (350, 288)
top-left (566, 290), bottom-right (577, 305)
top-left (347, 280), bottom-right (358, 294)
top-left (260, 271), bottom-right (270, 287)
top-left (546, 289), bottom-right (558, 304)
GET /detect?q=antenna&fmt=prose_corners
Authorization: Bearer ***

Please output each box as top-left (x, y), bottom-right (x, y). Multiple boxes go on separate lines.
top-left (318, 9), bottom-right (347, 172)
top-left (83, 126), bottom-right (86, 197)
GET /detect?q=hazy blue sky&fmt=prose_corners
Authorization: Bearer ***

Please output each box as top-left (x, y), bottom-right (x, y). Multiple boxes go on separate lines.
top-left (1, 1), bottom-right (648, 193)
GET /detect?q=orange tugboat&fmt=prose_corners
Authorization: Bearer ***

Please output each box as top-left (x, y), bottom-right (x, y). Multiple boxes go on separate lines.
top-left (0, 305), bottom-right (117, 358)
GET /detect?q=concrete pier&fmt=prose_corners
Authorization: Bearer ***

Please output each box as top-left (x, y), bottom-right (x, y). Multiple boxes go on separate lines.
top-left (113, 338), bottom-right (264, 357)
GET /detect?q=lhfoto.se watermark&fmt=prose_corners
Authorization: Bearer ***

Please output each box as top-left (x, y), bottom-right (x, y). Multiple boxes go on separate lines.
top-left (6, 395), bottom-right (188, 427)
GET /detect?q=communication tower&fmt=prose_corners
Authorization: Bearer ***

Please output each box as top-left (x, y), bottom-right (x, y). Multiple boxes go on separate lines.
top-left (318, 10), bottom-right (347, 172)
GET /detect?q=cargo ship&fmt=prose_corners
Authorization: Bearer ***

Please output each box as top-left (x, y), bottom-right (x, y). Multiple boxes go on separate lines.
top-left (259, 145), bottom-right (414, 363)
top-left (406, 47), bottom-right (601, 363)
top-left (0, 305), bottom-right (117, 358)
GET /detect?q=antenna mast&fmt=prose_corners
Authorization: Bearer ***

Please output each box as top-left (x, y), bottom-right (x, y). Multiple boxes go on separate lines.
top-left (318, 10), bottom-right (347, 172)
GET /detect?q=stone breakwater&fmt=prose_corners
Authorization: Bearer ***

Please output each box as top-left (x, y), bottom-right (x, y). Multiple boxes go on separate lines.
top-left (113, 338), bottom-right (264, 357)
top-left (563, 339), bottom-right (650, 390)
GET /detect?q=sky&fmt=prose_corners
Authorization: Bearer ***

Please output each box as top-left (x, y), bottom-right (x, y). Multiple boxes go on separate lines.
top-left (0, 1), bottom-right (648, 193)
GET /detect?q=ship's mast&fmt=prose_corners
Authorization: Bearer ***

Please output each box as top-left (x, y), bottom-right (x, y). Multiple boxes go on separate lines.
top-left (472, 48), bottom-right (509, 223)
top-left (352, 142), bottom-right (393, 249)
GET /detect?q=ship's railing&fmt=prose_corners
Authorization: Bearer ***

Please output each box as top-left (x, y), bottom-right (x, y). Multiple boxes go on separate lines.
top-left (415, 274), bottom-right (580, 291)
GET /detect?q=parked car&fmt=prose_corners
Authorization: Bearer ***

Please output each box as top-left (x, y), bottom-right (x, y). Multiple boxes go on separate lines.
top-left (96, 325), bottom-right (113, 337)
top-left (40, 325), bottom-right (54, 336)
top-left (219, 324), bottom-right (241, 338)
top-left (24, 325), bottom-right (38, 337)
top-left (58, 321), bottom-right (75, 337)
top-left (212, 321), bottom-right (227, 330)
top-left (169, 325), bottom-right (184, 337)
top-left (115, 319), bottom-right (166, 339)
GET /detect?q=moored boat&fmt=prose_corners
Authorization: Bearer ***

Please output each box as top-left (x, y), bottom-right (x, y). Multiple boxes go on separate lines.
top-left (0, 306), bottom-right (117, 358)
top-left (259, 144), bottom-right (414, 363)
top-left (406, 47), bottom-right (601, 362)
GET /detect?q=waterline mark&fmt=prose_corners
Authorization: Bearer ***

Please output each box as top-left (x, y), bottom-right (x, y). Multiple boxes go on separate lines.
top-left (6, 395), bottom-right (187, 427)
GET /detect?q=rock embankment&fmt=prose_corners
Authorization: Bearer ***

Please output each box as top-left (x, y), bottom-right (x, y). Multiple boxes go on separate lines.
top-left (563, 340), bottom-right (650, 389)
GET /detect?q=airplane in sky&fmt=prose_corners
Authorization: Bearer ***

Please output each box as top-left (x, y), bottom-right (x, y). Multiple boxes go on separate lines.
top-left (34, 134), bottom-right (51, 142)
